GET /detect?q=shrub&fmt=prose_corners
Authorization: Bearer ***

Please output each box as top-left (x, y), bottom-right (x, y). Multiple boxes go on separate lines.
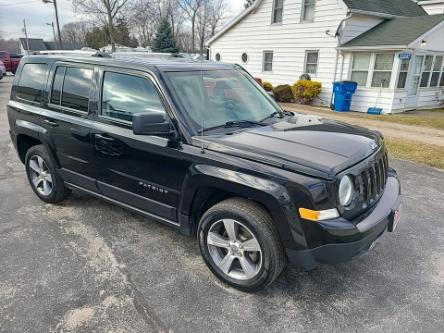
top-left (292, 80), bottom-right (322, 104)
top-left (262, 81), bottom-right (273, 91)
top-left (273, 84), bottom-right (294, 102)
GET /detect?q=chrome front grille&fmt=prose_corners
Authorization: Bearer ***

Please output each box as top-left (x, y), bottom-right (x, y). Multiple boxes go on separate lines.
top-left (356, 152), bottom-right (388, 209)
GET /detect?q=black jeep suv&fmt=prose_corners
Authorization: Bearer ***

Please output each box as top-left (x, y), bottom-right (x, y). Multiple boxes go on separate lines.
top-left (7, 55), bottom-right (401, 291)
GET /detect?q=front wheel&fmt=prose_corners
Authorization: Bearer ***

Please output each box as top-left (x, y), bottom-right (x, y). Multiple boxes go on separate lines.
top-left (198, 198), bottom-right (285, 291)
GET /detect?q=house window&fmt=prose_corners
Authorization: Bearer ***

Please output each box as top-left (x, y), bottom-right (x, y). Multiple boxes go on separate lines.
top-left (241, 53), bottom-right (248, 63)
top-left (371, 54), bottom-right (394, 88)
top-left (301, 0), bottom-right (315, 22)
top-left (304, 51), bottom-right (318, 74)
top-left (272, 0), bottom-right (284, 24)
top-left (263, 51), bottom-right (273, 72)
top-left (351, 53), bottom-right (371, 86)
top-left (350, 52), bottom-right (395, 88)
top-left (420, 55), bottom-right (433, 87)
top-left (430, 56), bottom-right (443, 87)
top-left (215, 53), bottom-right (221, 61)
top-left (397, 59), bottom-right (410, 89)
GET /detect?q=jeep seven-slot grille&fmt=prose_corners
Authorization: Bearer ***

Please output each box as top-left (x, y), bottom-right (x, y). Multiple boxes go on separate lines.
top-left (356, 152), bottom-right (388, 209)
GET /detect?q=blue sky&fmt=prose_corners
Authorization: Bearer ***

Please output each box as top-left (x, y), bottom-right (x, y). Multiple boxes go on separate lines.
top-left (0, 0), bottom-right (245, 41)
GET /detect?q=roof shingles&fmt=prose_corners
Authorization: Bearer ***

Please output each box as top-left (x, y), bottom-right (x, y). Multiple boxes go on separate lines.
top-left (342, 14), bottom-right (444, 47)
top-left (343, 0), bottom-right (428, 17)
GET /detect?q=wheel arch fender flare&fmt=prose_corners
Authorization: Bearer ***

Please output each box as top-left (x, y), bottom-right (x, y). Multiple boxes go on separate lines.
top-left (179, 164), bottom-right (306, 249)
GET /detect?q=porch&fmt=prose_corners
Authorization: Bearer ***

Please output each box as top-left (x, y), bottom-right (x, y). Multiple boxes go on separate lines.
top-left (337, 14), bottom-right (444, 113)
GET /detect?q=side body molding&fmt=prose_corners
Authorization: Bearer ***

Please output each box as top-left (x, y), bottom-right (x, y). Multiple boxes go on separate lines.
top-left (179, 164), bottom-right (307, 249)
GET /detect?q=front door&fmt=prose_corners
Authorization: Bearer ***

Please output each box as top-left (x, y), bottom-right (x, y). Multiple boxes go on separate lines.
top-left (41, 63), bottom-right (97, 191)
top-left (405, 55), bottom-right (423, 110)
top-left (91, 68), bottom-right (187, 224)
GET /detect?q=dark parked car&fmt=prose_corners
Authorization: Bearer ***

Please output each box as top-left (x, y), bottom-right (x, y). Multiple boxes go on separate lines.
top-left (7, 55), bottom-right (401, 291)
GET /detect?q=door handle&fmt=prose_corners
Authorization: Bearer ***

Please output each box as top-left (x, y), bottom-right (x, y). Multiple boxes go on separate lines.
top-left (43, 119), bottom-right (59, 127)
top-left (95, 133), bottom-right (115, 142)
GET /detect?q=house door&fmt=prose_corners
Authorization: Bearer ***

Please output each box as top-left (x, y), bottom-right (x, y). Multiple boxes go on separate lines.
top-left (405, 55), bottom-right (423, 110)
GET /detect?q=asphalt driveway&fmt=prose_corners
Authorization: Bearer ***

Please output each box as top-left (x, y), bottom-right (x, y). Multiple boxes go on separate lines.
top-left (1, 76), bottom-right (443, 332)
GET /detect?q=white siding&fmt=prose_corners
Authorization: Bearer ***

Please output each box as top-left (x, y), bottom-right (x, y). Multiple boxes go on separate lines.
top-left (340, 14), bottom-right (383, 44)
top-left (420, 3), bottom-right (444, 14)
top-left (410, 24), bottom-right (444, 51)
top-left (209, 0), bottom-right (349, 107)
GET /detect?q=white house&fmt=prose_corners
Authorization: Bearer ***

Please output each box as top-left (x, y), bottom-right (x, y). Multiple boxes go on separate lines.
top-left (207, 0), bottom-right (444, 113)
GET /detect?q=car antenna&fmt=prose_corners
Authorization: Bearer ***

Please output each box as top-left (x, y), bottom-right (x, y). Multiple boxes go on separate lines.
top-left (200, 51), bottom-right (205, 154)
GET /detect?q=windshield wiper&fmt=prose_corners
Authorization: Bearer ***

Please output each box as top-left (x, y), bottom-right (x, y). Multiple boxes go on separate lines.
top-left (199, 120), bottom-right (267, 134)
top-left (224, 120), bottom-right (267, 128)
top-left (261, 111), bottom-right (284, 121)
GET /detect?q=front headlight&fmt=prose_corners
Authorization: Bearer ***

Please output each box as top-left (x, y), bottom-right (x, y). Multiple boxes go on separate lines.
top-left (338, 175), bottom-right (354, 207)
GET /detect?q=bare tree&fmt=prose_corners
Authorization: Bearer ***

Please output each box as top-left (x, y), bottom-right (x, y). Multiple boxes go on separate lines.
top-left (207, 0), bottom-right (227, 36)
top-left (131, 0), bottom-right (159, 47)
top-left (179, 0), bottom-right (204, 53)
top-left (61, 21), bottom-right (90, 45)
top-left (72, 0), bottom-right (131, 51)
top-left (195, 0), bottom-right (227, 54)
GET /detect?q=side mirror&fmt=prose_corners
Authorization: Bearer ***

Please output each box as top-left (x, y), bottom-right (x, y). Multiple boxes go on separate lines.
top-left (267, 90), bottom-right (275, 100)
top-left (132, 112), bottom-right (175, 137)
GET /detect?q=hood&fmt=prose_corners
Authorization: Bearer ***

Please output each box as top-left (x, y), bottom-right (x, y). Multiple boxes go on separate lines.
top-left (194, 115), bottom-right (383, 179)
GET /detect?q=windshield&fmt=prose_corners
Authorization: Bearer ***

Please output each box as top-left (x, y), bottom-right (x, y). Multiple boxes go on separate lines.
top-left (165, 69), bottom-right (281, 133)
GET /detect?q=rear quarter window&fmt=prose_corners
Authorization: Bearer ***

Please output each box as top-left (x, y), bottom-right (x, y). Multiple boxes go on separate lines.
top-left (16, 63), bottom-right (48, 103)
top-left (60, 67), bottom-right (93, 112)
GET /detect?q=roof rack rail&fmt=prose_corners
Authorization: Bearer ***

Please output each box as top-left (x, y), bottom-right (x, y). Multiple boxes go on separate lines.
top-left (30, 50), bottom-right (111, 58)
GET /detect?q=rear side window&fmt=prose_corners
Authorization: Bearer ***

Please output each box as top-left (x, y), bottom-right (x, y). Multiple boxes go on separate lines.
top-left (50, 66), bottom-right (65, 105)
top-left (16, 63), bottom-right (48, 103)
top-left (101, 72), bottom-right (165, 122)
top-left (60, 67), bottom-right (93, 112)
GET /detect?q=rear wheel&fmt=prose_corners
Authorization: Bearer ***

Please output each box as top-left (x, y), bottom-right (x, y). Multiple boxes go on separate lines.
top-left (198, 198), bottom-right (285, 291)
top-left (25, 145), bottom-right (70, 203)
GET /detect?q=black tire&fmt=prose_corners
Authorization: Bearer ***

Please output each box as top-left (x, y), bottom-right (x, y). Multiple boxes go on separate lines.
top-left (198, 198), bottom-right (285, 292)
top-left (25, 145), bottom-right (70, 203)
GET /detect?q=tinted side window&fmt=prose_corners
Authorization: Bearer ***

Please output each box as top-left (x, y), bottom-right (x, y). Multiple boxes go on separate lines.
top-left (16, 63), bottom-right (48, 103)
top-left (61, 67), bottom-right (93, 112)
top-left (101, 72), bottom-right (165, 122)
top-left (50, 66), bottom-right (65, 105)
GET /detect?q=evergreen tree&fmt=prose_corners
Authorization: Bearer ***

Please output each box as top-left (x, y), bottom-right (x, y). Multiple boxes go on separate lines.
top-left (114, 18), bottom-right (138, 48)
top-left (152, 18), bottom-right (179, 53)
top-left (85, 27), bottom-right (110, 49)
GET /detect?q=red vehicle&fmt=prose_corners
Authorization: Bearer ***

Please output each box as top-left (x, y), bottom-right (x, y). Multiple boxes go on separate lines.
top-left (0, 51), bottom-right (22, 74)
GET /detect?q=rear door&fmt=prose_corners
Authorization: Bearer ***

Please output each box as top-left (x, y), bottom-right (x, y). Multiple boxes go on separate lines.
top-left (40, 62), bottom-right (97, 191)
top-left (90, 68), bottom-right (187, 224)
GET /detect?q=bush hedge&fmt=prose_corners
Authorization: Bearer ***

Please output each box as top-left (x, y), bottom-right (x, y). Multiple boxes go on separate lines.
top-left (262, 81), bottom-right (273, 91)
top-left (292, 80), bottom-right (322, 104)
top-left (273, 84), bottom-right (294, 102)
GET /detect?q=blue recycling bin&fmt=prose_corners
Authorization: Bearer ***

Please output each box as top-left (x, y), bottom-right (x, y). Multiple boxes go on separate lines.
top-left (333, 81), bottom-right (358, 112)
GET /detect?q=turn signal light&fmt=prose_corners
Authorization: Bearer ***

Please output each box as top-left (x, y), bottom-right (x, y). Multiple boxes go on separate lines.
top-left (299, 208), bottom-right (339, 222)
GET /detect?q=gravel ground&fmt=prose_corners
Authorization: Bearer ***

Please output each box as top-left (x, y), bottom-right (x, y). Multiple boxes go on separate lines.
top-left (1, 75), bottom-right (443, 333)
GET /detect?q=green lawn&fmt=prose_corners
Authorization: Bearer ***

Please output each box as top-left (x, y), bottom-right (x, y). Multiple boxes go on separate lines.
top-left (386, 137), bottom-right (444, 170)
top-left (336, 108), bottom-right (444, 130)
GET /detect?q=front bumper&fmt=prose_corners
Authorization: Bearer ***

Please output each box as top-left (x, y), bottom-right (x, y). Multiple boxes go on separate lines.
top-left (287, 172), bottom-right (401, 270)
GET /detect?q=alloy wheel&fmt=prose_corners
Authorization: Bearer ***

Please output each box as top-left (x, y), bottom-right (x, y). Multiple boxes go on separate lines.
top-left (28, 155), bottom-right (53, 196)
top-left (207, 219), bottom-right (262, 280)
